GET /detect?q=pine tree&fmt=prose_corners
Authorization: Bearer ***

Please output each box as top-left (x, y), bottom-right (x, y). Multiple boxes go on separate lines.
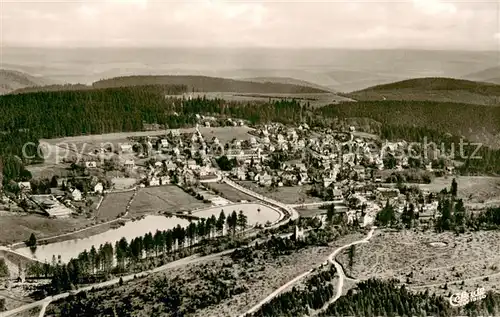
top-left (216, 211), bottom-right (226, 236)
top-left (451, 178), bottom-right (458, 197)
top-left (237, 210), bottom-right (248, 232)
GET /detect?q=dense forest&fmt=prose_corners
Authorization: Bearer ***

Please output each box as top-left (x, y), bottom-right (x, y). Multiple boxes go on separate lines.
top-left (251, 266), bottom-right (337, 317)
top-left (92, 75), bottom-right (329, 93)
top-left (319, 100), bottom-right (500, 144)
top-left (346, 77), bottom-right (500, 106)
top-left (2, 84), bottom-right (500, 186)
top-left (320, 279), bottom-right (455, 317)
top-left (11, 84), bottom-right (93, 94)
top-left (349, 77), bottom-right (500, 95)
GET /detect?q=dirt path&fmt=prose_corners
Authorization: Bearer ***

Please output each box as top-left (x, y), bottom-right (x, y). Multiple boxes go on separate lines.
top-left (1, 225), bottom-right (299, 317)
top-left (0, 249), bottom-right (233, 317)
top-left (312, 227), bottom-right (377, 316)
top-left (240, 227), bottom-right (377, 317)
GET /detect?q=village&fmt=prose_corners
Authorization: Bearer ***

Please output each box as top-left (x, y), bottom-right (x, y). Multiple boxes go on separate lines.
top-left (1, 114), bottom-right (459, 236)
top-left (1, 116), bottom-right (499, 316)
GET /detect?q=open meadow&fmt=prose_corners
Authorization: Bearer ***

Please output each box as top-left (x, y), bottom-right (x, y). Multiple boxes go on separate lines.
top-left (0, 213), bottom-right (93, 246)
top-left (296, 207), bottom-right (326, 218)
top-left (416, 176), bottom-right (500, 209)
top-left (204, 182), bottom-right (257, 203)
top-left (28, 126), bottom-right (255, 175)
top-left (96, 191), bottom-right (135, 221)
top-left (236, 181), bottom-right (322, 205)
top-left (0, 287), bottom-right (38, 314)
top-left (128, 186), bottom-right (208, 218)
top-left (174, 92), bottom-right (354, 107)
top-left (336, 229), bottom-right (500, 298)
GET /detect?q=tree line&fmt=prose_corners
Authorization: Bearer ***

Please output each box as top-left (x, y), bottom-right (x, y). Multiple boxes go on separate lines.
top-left (320, 278), bottom-right (454, 317)
top-left (27, 210), bottom-right (248, 293)
top-left (374, 178), bottom-right (500, 233)
top-left (0, 86), bottom-right (309, 185)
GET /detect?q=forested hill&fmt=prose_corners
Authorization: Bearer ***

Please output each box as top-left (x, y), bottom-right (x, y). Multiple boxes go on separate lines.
top-left (318, 100), bottom-right (500, 148)
top-left (11, 84), bottom-right (91, 94)
top-left (346, 77), bottom-right (500, 106)
top-left (242, 76), bottom-right (335, 92)
top-left (91, 75), bottom-right (330, 93)
top-left (0, 85), bottom-right (306, 183)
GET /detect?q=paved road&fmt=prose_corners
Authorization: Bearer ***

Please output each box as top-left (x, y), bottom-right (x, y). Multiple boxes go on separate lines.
top-left (222, 178), bottom-right (300, 223)
top-left (287, 200), bottom-right (343, 208)
top-left (2, 177), bottom-right (300, 317)
top-left (239, 227), bottom-right (377, 317)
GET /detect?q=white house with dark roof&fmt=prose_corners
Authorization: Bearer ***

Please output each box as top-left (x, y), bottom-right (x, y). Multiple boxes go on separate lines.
top-left (71, 188), bottom-right (82, 201)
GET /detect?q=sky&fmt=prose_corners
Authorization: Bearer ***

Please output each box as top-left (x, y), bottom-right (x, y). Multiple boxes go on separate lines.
top-left (1, 0), bottom-right (499, 50)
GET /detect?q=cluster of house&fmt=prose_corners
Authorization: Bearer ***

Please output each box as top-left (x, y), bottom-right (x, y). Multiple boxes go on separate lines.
top-left (17, 177), bottom-right (105, 218)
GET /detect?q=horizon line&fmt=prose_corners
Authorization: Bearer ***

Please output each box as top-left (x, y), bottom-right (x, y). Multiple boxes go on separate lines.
top-left (1, 45), bottom-right (499, 52)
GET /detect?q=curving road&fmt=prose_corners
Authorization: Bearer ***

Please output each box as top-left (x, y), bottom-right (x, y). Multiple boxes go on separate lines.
top-left (2, 177), bottom-right (302, 317)
top-left (287, 200), bottom-right (344, 208)
top-left (240, 227), bottom-right (377, 317)
top-left (222, 177), bottom-right (300, 224)
top-left (312, 226), bottom-right (377, 316)
top-left (0, 250), bottom-right (233, 317)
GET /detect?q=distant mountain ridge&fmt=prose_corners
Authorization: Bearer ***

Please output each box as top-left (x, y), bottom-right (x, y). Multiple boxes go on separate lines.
top-left (241, 76), bottom-right (335, 92)
top-left (0, 69), bottom-right (56, 94)
top-left (91, 75), bottom-right (331, 94)
top-left (346, 77), bottom-right (500, 106)
top-left (462, 66), bottom-right (500, 85)
top-left (8, 74), bottom-right (332, 95)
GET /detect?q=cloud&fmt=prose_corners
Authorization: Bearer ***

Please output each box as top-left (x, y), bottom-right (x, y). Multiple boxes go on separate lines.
top-left (357, 26), bottom-right (389, 39)
top-left (77, 5), bottom-right (100, 20)
top-left (413, 0), bottom-right (457, 15)
top-left (1, 1), bottom-right (498, 50)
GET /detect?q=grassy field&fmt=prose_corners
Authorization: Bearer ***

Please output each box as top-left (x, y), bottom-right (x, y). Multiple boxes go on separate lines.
top-left (204, 182), bottom-right (257, 203)
top-left (336, 229), bottom-right (500, 298)
top-left (0, 213), bottom-right (92, 245)
top-left (177, 92), bottom-right (354, 107)
top-left (96, 191), bottom-right (135, 222)
top-left (128, 186), bottom-right (208, 218)
top-left (236, 181), bottom-right (322, 205)
top-left (39, 126), bottom-right (254, 163)
top-left (296, 208), bottom-right (326, 218)
top-left (415, 176), bottom-right (500, 208)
